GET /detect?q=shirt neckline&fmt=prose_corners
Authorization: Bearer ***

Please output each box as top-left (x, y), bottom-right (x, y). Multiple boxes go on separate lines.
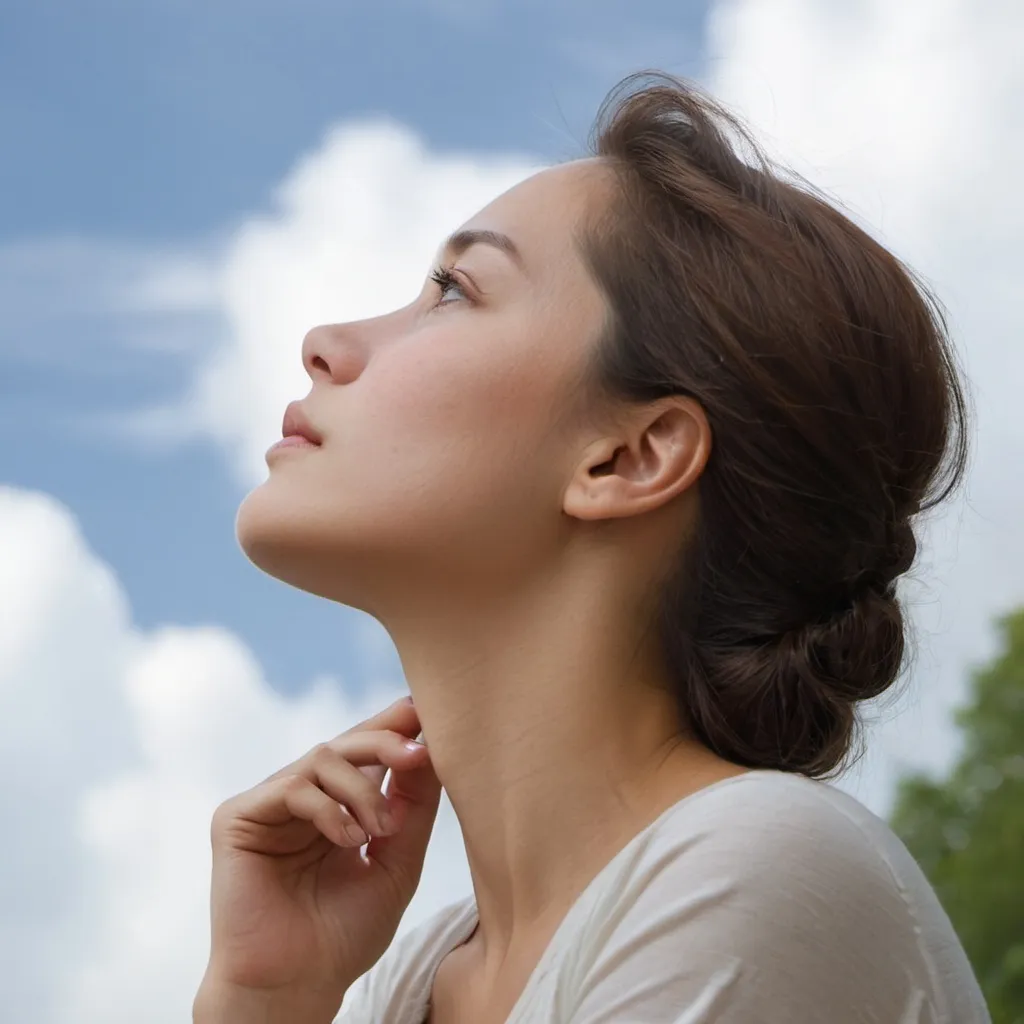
top-left (419, 767), bottom-right (794, 1022)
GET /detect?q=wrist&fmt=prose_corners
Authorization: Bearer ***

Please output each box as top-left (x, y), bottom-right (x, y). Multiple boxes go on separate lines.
top-left (193, 976), bottom-right (346, 1024)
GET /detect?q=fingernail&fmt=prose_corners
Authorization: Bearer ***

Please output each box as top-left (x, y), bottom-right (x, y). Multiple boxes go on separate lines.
top-left (404, 740), bottom-right (425, 752)
top-left (345, 824), bottom-right (368, 845)
top-left (378, 809), bottom-right (397, 834)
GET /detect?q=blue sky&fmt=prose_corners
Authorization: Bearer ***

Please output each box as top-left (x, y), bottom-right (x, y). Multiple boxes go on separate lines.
top-left (0, 0), bottom-right (703, 236)
top-left (2, 1), bottom-right (1022, 1020)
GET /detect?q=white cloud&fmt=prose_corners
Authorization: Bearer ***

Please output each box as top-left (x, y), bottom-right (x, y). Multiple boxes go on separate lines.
top-left (0, 486), bottom-right (470, 1023)
top-left (705, 0), bottom-right (1024, 811)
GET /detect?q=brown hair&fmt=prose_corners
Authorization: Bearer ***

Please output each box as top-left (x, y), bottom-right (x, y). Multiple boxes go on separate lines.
top-left (577, 72), bottom-right (970, 778)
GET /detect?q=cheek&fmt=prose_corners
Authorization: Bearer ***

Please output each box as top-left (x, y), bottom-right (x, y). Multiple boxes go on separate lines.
top-left (373, 332), bottom-right (550, 447)
top-left (350, 341), bottom-right (566, 529)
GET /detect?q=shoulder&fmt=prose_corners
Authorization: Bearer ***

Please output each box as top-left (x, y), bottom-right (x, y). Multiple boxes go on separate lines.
top-left (562, 771), bottom-right (954, 1021)
top-left (631, 770), bottom-right (922, 934)
top-left (655, 769), bottom-right (905, 881)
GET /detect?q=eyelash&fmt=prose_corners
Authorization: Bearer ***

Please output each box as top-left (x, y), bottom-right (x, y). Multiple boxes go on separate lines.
top-left (429, 264), bottom-right (469, 308)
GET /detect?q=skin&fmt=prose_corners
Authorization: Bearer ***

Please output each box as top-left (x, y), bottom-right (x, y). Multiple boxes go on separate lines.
top-left (235, 157), bottom-right (747, 1021)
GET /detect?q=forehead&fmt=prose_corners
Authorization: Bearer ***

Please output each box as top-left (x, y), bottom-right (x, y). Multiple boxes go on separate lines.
top-left (457, 158), bottom-right (612, 275)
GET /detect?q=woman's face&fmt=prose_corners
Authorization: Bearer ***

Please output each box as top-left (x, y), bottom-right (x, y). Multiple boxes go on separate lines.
top-left (236, 158), bottom-right (614, 613)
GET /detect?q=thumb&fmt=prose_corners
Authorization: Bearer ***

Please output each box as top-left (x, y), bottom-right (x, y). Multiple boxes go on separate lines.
top-left (367, 756), bottom-right (443, 894)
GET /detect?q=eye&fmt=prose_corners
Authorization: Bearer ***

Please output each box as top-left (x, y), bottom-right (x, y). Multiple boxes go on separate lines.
top-left (429, 265), bottom-right (469, 308)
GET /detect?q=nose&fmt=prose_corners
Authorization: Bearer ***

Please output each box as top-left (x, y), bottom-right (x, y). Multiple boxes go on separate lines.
top-left (300, 322), bottom-right (364, 385)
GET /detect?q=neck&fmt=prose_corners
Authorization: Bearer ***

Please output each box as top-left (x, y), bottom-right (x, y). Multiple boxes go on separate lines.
top-left (380, 557), bottom-right (743, 973)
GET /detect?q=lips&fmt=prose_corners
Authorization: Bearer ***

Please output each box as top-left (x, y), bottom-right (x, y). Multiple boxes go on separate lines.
top-left (281, 401), bottom-right (323, 445)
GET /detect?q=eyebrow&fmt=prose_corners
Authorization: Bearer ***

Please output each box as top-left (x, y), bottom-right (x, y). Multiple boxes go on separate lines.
top-left (441, 228), bottom-right (526, 274)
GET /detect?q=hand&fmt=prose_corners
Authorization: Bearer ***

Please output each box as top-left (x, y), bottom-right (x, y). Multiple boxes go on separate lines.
top-left (196, 695), bottom-right (440, 1017)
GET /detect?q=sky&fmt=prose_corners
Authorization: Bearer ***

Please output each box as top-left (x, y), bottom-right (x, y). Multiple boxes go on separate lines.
top-left (1, 0), bottom-right (1022, 1020)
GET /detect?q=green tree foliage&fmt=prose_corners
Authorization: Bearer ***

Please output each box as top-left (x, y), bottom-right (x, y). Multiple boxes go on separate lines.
top-left (891, 608), bottom-right (1024, 1023)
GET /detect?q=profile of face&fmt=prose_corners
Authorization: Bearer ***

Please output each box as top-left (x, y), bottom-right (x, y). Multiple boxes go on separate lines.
top-left (236, 158), bottom-right (647, 619)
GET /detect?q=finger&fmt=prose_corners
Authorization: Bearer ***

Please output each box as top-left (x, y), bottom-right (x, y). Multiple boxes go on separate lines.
top-left (260, 732), bottom-right (430, 836)
top-left (260, 728), bottom-right (426, 790)
top-left (227, 774), bottom-right (369, 849)
top-left (359, 730), bottom-right (426, 789)
top-left (258, 697), bottom-right (417, 786)
top-left (321, 697), bottom-right (421, 789)
top-left (324, 730), bottom-right (429, 770)
top-left (309, 747), bottom-right (408, 838)
top-left (359, 764), bottom-right (388, 788)
top-left (346, 695), bottom-right (420, 737)
top-left (366, 755), bottom-right (443, 891)
top-left (323, 734), bottom-right (431, 833)
top-left (279, 776), bottom-right (370, 847)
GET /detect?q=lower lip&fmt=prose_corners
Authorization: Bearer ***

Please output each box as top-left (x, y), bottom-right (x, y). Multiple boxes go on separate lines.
top-left (266, 435), bottom-right (321, 456)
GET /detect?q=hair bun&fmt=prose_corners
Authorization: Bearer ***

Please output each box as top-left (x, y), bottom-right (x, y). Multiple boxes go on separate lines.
top-left (785, 587), bottom-right (905, 704)
top-left (686, 584), bottom-right (906, 777)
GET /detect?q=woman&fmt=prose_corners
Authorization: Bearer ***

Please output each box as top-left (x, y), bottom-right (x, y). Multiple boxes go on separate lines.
top-left (193, 73), bottom-right (990, 1023)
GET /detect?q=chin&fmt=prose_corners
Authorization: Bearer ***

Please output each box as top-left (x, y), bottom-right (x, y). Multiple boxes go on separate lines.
top-left (234, 484), bottom-right (381, 610)
top-left (236, 484), bottom-right (322, 588)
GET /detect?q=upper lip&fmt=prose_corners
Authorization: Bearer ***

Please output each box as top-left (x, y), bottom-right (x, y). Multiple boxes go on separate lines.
top-left (281, 402), bottom-right (323, 444)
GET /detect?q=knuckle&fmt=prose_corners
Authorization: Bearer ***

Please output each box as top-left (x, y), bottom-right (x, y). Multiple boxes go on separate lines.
top-left (318, 738), bottom-right (345, 759)
top-left (312, 740), bottom-right (350, 768)
top-left (210, 794), bottom-right (248, 839)
top-left (210, 800), bottom-right (234, 833)
top-left (277, 772), bottom-right (309, 797)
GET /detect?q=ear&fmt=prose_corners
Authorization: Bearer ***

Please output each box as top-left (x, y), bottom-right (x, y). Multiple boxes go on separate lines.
top-left (563, 397), bottom-right (711, 522)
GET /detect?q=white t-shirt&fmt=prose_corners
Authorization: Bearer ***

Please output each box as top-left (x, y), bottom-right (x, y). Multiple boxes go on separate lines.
top-left (336, 770), bottom-right (990, 1023)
